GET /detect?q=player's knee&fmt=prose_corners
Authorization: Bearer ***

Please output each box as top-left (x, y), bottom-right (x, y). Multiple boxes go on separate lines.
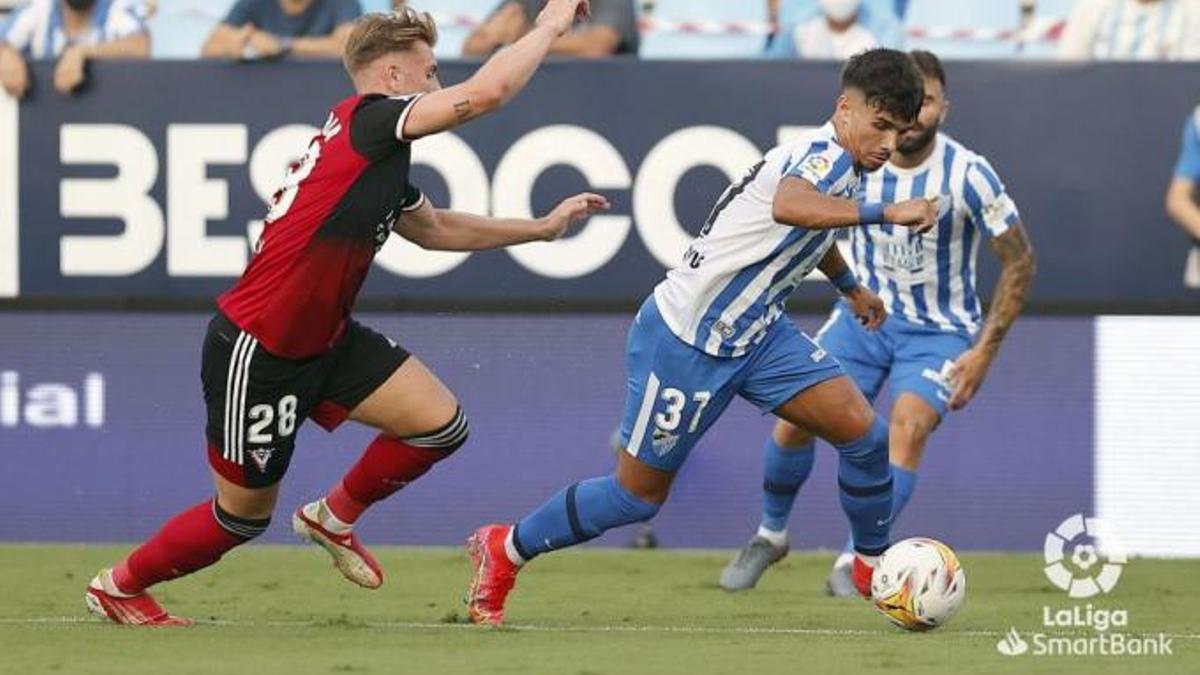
top-left (836, 414), bottom-right (888, 466)
top-left (773, 419), bottom-right (814, 449)
top-left (404, 406), bottom-right (469, 454)
top-left (891, 413), bottom-right (935, 446)
top-left (212, 499), bottom-right (271, 542)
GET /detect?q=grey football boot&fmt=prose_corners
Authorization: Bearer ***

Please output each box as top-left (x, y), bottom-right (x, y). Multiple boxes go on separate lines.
top-left (719, 535), bottom-right (788, 591)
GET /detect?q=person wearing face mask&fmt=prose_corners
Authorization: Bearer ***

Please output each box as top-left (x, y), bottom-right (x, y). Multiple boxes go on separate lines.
top-left (765, 0), bottom-right (903, 60)
top-left (795, 0), bottom-right (888, 59)
top-left (0, 0), bottom-right (151, 98)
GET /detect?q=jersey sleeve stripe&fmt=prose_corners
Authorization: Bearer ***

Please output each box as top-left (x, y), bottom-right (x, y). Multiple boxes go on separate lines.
top-left (973, 160), bottom-right (1004, 196)
top-left (394, 93), bottom-right (426, 143)
top-left (815, 152), bottom-right (855, 193)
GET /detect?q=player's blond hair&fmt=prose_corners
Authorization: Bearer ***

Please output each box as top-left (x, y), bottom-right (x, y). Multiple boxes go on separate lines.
top-left (343, 8), bottom-right (439, 76)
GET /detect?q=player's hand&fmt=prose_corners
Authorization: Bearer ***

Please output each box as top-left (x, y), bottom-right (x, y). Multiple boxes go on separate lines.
top-left (845, 286), bottom-right (886, 331)
top-left (53, 46), bottom-right (87, 95)
top-left (0, 48), bottom-right (30, 99)
top-left (886, 197), bottom-right (939, 235)
top-left (539, 192), bottom-right (610, 241)
top-left (947, 346), bottom-right (994, 411)
top-left (248, 28), bottom-right (284, 59)
top-left (535, 0), bottom-right (590, 37)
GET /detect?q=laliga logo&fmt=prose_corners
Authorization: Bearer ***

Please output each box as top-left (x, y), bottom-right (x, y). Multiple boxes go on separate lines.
top-left (1043, 514), bottom-right (1126, 599)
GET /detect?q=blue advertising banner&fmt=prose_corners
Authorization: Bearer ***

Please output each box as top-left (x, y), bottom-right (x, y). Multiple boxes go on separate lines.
top-left (2, 60), bottom-right (1198, 308)
top-left (0, 311), bottom-right (1092, 551)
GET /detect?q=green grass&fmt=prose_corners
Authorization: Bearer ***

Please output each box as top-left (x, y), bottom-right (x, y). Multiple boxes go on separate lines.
top-left (0, 544), bottom-right (1196, 674)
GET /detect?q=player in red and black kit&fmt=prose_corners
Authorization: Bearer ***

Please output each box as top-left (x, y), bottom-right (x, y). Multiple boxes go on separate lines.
top-left (85, 1), bottom-right (602, 626)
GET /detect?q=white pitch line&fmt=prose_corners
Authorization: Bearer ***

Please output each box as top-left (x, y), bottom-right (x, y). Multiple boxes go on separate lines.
top-left (2, 616), bottom-right (1199, 640)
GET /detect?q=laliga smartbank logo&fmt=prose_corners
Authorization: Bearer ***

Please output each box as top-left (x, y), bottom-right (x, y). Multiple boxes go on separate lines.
top-left (1043, 513), bottom-right (1123, 598)
top-left (995, 514), bottom-right (1173, 658)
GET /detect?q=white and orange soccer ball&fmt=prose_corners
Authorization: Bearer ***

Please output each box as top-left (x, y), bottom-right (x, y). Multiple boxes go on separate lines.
top-left (870, 537), bottom-right (967, 632)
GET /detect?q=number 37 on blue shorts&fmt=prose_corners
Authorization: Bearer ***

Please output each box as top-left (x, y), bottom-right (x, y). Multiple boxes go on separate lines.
top-left (617, 296), bottom-right (845, 472)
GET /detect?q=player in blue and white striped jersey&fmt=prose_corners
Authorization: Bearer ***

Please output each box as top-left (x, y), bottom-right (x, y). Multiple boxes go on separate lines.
top-left (466, 49), bottom-right (935, 625)
top-left (720, 50), bottom-right (1038, 595)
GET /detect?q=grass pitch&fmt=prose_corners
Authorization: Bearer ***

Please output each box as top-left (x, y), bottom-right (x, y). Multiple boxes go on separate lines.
top-left (0, 544), bottom-right (1195, 674)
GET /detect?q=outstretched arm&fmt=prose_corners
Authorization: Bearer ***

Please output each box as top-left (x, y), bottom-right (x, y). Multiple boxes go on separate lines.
top-left (948, 221), bottom-right (1036, 409)
top-left (402, 0), bottom-right (589, 139)
top-left (394, 192), bottom-right (609, 252)
top-left (773, 176), bottom-right (937, 232)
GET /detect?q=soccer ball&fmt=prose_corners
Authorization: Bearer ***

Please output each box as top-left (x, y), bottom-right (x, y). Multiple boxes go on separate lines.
top-left (870, 537), bottom-right (966, 632)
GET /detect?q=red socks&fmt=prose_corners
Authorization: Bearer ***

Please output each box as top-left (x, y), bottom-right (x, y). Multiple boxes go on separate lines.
top-left (113, 500), bottom-right (266, 595)
top-left (111, 431), bottom-right (459, 594)
top-left (325, 434), bottom-right (447, 525)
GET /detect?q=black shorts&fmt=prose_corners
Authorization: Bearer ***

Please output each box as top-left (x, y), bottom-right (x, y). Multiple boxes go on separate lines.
top-left (201, 312), bottom-right (410, 488)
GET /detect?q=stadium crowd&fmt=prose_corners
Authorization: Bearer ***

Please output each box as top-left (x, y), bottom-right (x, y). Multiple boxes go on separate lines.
top-left (0, 0), bottom-right (1197, 85)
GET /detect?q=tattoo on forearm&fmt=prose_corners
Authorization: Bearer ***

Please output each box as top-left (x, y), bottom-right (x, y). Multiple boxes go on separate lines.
top-left (453, 99), bottom-right (472, 121)
top-left (981, 224), bottom-right (1036, 351)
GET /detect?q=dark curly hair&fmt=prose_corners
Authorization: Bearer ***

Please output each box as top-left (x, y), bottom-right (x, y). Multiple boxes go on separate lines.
top-left (840, 48), bottom-right (925, 123)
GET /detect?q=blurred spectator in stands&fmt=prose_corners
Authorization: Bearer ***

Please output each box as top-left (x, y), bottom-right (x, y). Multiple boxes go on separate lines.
top-left (766, 0), bottom-right (903, 59)
top-left (0, 0), bottom-right (150, 98)
top-left (1167, 105), bottom-right (1200, 288)
top-left (463, 0), bottom-right (638, 57)
top-left (1059, 0), bottom-right (1200, 60)
top-left (202, 0), bottom-right (362, 61)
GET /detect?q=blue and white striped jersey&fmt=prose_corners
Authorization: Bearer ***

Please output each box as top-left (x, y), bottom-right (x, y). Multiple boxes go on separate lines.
top-left (0, 0), bottom-right (149, 60)
top-left (654, 122), bottom-right (859, 358)
top-left (850, 132), bottom-right (1020, 335)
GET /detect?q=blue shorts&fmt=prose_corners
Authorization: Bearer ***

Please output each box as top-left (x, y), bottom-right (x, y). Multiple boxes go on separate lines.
top-left (814, 301), bottom-right (972, 418)
top-left (618, 296), bottom-right (844, 471)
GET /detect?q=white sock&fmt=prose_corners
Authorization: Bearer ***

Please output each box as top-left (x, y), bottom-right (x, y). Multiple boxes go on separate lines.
top-left (503, 527), bottom-right (526, 566)
top-left (834, 551), bottom-right (855, 569)
top-left (756, 524), bottom-right (788, 548)
top-left (315, 499), bottom-right (354, 535)
top-left (98, 569), bottom-right (135, 598)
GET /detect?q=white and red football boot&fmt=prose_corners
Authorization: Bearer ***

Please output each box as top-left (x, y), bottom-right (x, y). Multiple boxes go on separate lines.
top-left (85, 569), bottom-right (191, 626)
top-left (292, 500), bottom-right (384, 589)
